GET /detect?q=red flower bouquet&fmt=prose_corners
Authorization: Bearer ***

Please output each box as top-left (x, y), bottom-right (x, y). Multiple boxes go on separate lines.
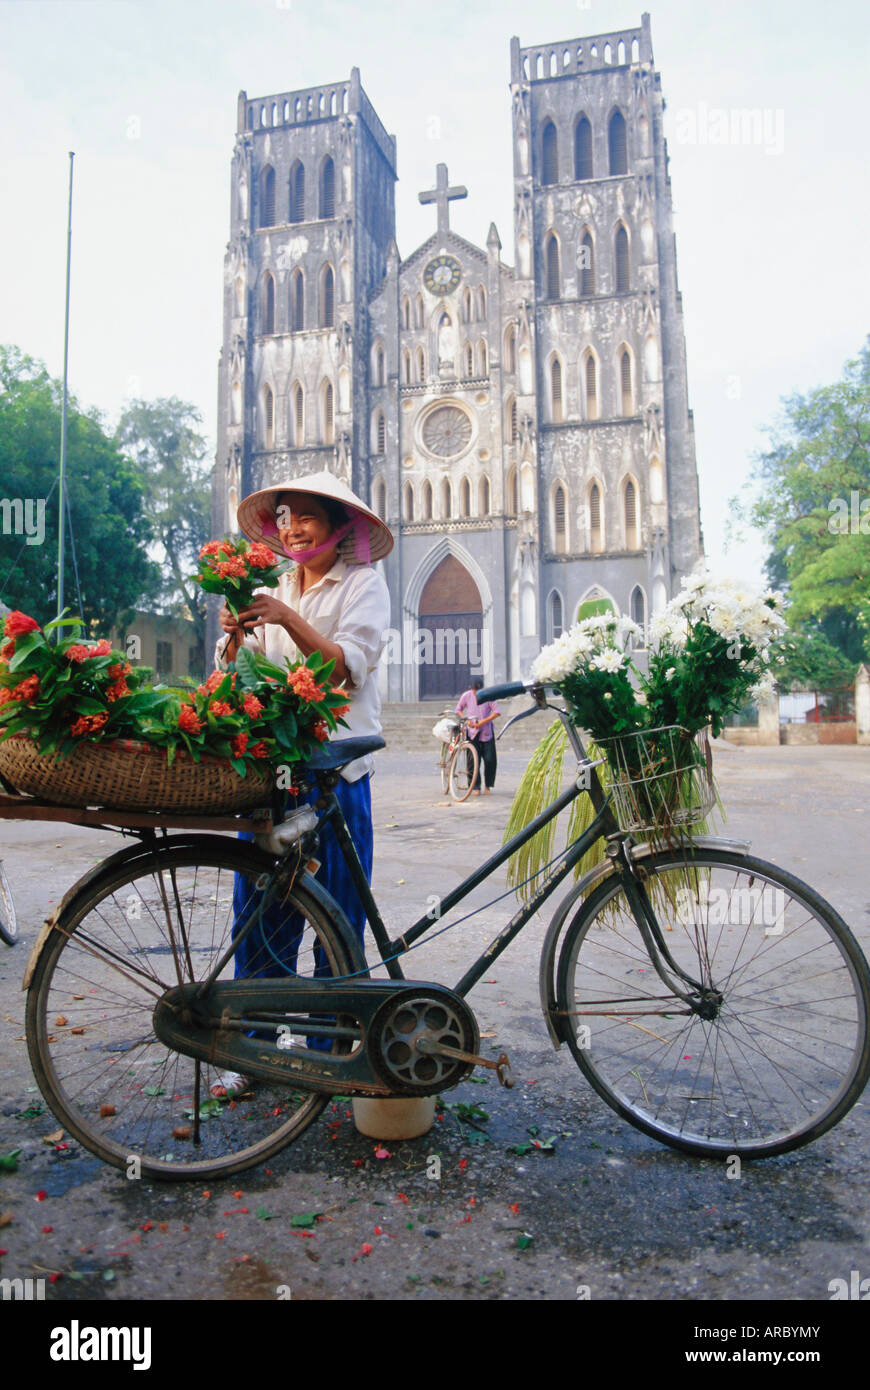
top-left (196, 537), bottom-right (287, 620)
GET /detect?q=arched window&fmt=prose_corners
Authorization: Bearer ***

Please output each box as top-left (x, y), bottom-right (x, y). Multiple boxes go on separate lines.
top-left (478, 340), bottom-right (488, 376)
top-left (574, 115), bottom-right (593, 180)
top-left (542, 119), bottom-right (558, 184)
top-left (404, 482), bottom-right (414, 522)
top-left (546, 233), bottom-right (560, 300)
top-left (463, 288), bottom-right (473, 324)
top-left (506, 466), bottom-right (518, 515)
top-left (322, 381), bottom-right (334, 444)
top-left (320, 156), bottom-right (335, 218)
top-left (507, 396), bottom-right (518, 443)
top-left (375, 344), bottom-right (385, 386)
top-left (290, 269), bottom-right (304, 330)
top-left (620, 350), bottom-right (633, 414)
top-left (554, 483), bottom-right (567, 553)
top-left (234, 275), bottom-right (245, 317)
top-left (402, 349), bottom-right (411, 385)
top-left (465, 343), bottom-right (474, 377)
top-left (415, 294), bottom-right (424, 329)
top-left (423, 480), bottom-right (433, 520)
top-left (293, 383), bottom-right (304, 444)
top-left (548, 590), bottom-right (564, 641)
top-left (416, 347), bottom-right (425, 383)
top-left (551, 357), bottom-right (563, 423)
top-left (441, 478), bottom-right (452, 519)
top-left (402, 297), bottom-right (411, 330)
top-left (262, 272), bottom-right (275, 333)
top-left (375, 411), bottom-right (386, 454)
top-left (630, 585), bottom-right (646, 637)
top-left (589, 482), bottom-right (603, 552)
top-left (289, 161), bottom-right (305, 222)
top-left (260, 166), bottom-right (276, 227)
top-left (321, 265), bottom-right (334, 327)
top-left (624, 478), bottom-right (638, 549)
top-left (479, 475), bottom-right (491, 515)
top-left (263, 385), bottom-right (274, 449)
top-left (460, 476), bottom-right (471, 517)
top-left (580, 231), bottom-right (595, 295)
top-left (585, 353), bottom-right (598, 419)
top-left (615, 224), bottom-right (630, 293)
top-left (374, 477), bottom-right (386, 520)
top-left (504, 324), bottom-right (517, 374)
top-left (231, 379), bottom-right (242, 424)
top-left (478, 287), bottom-right (487, 320)
top-left (608, 110), bottom-right (627, 176)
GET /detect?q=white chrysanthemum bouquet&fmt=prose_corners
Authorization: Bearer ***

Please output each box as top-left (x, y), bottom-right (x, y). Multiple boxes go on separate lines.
top-left (531, 572), bottom-right (786, 746)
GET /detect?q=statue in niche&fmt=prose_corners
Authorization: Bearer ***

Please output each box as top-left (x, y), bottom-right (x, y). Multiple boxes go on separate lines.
top-left (337, 320), bottom-right (352, 364)
top-left (517, 299), bottom-right (531, 341)
top-left (519, 413), bottom-right (535, 457)
top-left (437, 313), bottom-right (456, 368)
top-left (335, 431), bottom-right (352, 482)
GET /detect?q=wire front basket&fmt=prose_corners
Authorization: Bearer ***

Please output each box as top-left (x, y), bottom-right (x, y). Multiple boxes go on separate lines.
top-left (596, 725), bottom-right (716, 836)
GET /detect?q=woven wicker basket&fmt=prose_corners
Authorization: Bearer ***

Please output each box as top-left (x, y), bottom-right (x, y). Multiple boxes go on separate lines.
top-left (0, 736), bottom-right (273, 814)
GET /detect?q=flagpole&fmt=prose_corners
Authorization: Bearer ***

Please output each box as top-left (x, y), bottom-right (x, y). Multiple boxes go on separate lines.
top-left (57, 151), bottom-right (75, 632)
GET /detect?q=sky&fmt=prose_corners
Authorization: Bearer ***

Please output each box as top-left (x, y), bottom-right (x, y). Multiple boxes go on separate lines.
top-left (2, 0), bottom-right (868, 582)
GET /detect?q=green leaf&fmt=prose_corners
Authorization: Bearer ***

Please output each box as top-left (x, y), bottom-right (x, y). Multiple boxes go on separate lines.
top-left (290, 1212), bottom-right (318, 1228)
top-left (516, 1234), bottom-right (534, 1251)
top-left (0, 1148), bottom-right (22, 1172)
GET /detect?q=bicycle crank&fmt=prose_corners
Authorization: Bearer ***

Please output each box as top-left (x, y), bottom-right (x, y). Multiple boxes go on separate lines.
top-left (415, 1036), bottom-right (514, 1088)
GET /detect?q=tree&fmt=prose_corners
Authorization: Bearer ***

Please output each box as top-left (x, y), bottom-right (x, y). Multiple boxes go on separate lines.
top-left (775, 621), bottom-right (856, 692)
top-left (115, 399), bottom-right (212, 650)
top-left (746, 339), bottom-right (870, 664)
top-left (0, 346), bottom-right (158, 630)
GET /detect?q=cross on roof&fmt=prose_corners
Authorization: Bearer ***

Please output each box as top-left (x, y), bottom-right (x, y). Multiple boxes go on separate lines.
top-left (419, 163), bottom-right (467, 235)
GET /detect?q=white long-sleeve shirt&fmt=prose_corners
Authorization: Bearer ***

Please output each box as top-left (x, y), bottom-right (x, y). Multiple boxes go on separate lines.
top-left (214, 559), bottom-right (389, 782)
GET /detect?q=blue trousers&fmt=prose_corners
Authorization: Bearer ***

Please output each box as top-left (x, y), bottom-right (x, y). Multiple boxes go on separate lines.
top-left (232, 774), bottom-right (372, 979)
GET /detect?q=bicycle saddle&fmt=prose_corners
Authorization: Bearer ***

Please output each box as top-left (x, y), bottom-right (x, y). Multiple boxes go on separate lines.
top-left (303, 735), bottom-right (386, 772)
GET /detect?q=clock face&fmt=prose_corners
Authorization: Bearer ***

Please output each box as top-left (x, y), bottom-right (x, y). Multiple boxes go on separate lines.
top-left (421, 405), bottom-right (473, 458)
top-left (424, 254), bottom-right (462, 295)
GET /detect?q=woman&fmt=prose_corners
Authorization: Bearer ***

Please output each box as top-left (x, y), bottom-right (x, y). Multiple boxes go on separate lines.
top-left (455, 677), bottom-right (500, 795)
top-left (212, 471), bottom-right (392, 1097)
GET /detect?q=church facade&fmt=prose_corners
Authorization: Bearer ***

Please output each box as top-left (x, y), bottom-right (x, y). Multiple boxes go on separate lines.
top-left (211, 13), bottom-right (703, 700)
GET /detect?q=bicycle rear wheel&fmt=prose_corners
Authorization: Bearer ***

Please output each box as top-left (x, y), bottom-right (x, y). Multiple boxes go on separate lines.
top-left (26, 840), bottom-right (356, 1180)
top-left (449, 740), bottom-right (479, 803)
top-left (556, 848), bottom-right (870, 1158)
top-left (440, 742), bottom-right (451, 794)
top-left (0, 862), bottom-right (17, 945)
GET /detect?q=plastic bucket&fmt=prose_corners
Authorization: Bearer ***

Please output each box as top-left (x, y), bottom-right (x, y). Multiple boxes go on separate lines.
top-left (352, 1096), bottom-right (436, 1140)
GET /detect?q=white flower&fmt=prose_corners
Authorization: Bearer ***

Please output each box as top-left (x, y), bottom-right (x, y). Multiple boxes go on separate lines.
top-left (665, 666), bottom-right (676, 681)
top-left (750, 671), bottom-right (777, 702)
top-left (590, 649), bottom-right (625, 673)
top-left (635, 690), bottom-right (648, 705)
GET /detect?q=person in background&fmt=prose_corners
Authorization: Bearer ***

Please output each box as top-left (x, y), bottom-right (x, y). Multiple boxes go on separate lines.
top-left (455, 676), bottom-right (500, 795)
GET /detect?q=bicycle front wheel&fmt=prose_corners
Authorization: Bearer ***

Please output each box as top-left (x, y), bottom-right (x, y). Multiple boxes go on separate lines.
top-left (0, 862), bottom-right (17, 945)
top-left (449, 740), bottom-right (479, 802)
top-left (26, 840), bottom-right (356, 1180)
top-left (556, 849), bottom-right (870, 1158)
top-left (440, 742), bottom-right (451, 794)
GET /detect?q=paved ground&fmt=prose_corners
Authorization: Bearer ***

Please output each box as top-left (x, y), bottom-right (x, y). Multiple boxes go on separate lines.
top-left (0, 740), bottom-right (868, 1303)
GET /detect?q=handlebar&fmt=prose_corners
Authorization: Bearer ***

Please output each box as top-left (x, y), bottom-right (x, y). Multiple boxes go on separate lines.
top-left (476, 681), bottom-right (531, 703)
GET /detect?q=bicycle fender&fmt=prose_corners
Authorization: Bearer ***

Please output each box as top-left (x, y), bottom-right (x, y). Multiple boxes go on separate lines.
top-left (537, 834), bottom-right (751, 1049)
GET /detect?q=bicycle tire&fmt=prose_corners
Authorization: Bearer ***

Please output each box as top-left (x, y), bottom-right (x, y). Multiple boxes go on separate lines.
top-left (440, 743), bottom-right (451, 794)
top-left (449, 739), bottom-right (479, 803)
top-left (0, 862), bottom-right (17, 945)
top-left (26, 840), bottom-right (356, 1180)
top-left (556, 848), bottom-right (870, 1159)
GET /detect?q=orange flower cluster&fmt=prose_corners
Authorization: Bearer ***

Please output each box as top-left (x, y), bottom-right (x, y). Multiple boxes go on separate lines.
top-left (231, 732), bottom-right (248, 757)
top-left (199, 541), bottom-right (226, 559)
top-left (249, 741), bottom-right (269, 758)
top-left (287, 667), bottom-right (324, 703)
top-left (215, 556), bottom-right (248, 580)
top-left (70, 711), bottom-right (109, 738)
top-left (0, 640), bottom-right (15, 663)
top-left (178, 704), bottom-right (204, 734)
top-left (313, 720), bottom-right (329, 742)
top-left (10, 674), bottom-right (40, 703)
top-left (247, 542), bottom-right (277, 569)
top-left (66, 639), bottom-right (112, 663)
top-left (242, 693), bottom-right (264, 719)
top-left (199, 670), bottom-right (235, 695)
top-left (4, 611), bottom-right (39, 639)
top-left (209, 699), bottom-right (232, 717)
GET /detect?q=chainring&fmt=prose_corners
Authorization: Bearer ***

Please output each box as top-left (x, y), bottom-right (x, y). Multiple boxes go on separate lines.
top-left (366, 985), bottom-right (479, 1096)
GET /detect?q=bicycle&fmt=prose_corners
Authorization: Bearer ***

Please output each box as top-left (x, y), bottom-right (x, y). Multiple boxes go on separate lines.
top-left (0, 861), bottom-right (17, 945)
top-left (14, 679), bottom-right (870, 1181)
top-left (435, 711), bottom-right (479, 802)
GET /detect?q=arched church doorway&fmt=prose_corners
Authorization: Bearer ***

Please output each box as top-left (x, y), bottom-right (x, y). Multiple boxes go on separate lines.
top-left (418, 554), bottom-right (483, 700)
